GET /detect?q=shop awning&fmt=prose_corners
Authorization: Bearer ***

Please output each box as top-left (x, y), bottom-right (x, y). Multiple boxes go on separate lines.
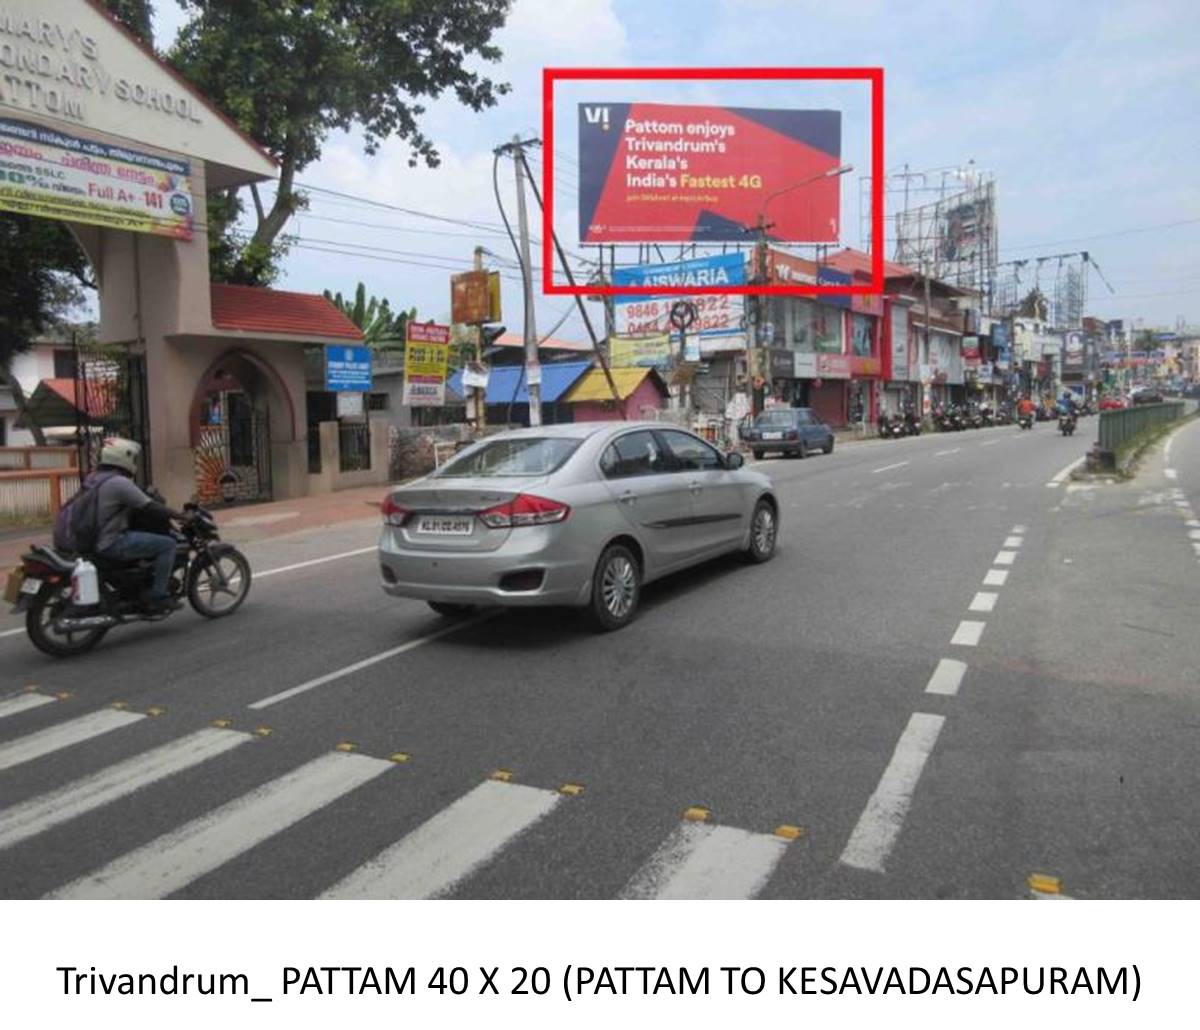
top-left (447, 361), bottom-right (593, 405)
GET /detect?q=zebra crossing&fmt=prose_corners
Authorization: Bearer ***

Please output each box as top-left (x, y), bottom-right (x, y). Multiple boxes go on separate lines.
top-left (0, 692), bottom-right (806, 900)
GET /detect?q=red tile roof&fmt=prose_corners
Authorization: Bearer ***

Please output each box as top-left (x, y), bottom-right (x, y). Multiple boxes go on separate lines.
top-left (825, 248), bottom-right (916, 280)
top-left (210, 283), bottom-right (364, 341)
top-left (42, 378), bottom-right (118, 417)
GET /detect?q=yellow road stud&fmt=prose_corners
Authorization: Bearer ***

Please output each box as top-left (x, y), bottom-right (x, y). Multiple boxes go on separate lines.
top-left (388, 752), bottom-right (411, 764)
top-left (559, 782), bottom-right (585, 797)
top-left (1028, 873), bottom-right (1062, 895)
top-left (211, 718), bottom-right (233, 729)
top-left (146, 706), bottom-right (166, 717)
top-left (111, 701), bottom-right (129, 710)
top-left (55, 691), bottom-right (71, 700)
top-left (490, 768), bottom-right (515, 782)
top-left (774, 824), bottom-right (805, 841)
top-left (683, 806), bottom-right (710, 823)
top-left (335, 741), bottom-right (356, 753)
top-left (253, 726), bottom-right (273, 738)
top-left (22, 685), bottom-right (38, 693)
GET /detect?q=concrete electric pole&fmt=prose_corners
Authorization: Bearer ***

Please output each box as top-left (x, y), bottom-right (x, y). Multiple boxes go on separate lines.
top-left (512, 136), bottom-right (541, 427)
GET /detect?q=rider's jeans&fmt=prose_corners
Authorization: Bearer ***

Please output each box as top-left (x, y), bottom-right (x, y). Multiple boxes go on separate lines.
top-left (102, 531), bottom-right (176, 601)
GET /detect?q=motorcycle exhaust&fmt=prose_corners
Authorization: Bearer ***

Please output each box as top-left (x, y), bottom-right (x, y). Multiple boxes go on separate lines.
top-left (54, 613), bottom-right (119, 631)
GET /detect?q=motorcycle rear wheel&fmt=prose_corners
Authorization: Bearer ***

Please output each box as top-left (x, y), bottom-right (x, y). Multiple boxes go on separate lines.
top-left (187, 549), bottom-right (252, 618)
top-left (26, 588), bottom-right (108, 658)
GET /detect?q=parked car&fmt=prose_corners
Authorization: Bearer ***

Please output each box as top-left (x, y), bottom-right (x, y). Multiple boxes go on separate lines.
top-left (1098, 396), bottom-right (1125, 411)
top-left (740, 407), bottom-right (835, 459)
top-left (1131, 388), bottom-right (1164, 405)
top-left (377, 423), bottom-right (779, 631)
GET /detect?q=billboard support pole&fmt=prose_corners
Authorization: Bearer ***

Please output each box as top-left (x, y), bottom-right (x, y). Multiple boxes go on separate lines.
top-left (473, 245), bottom-right (487, 431)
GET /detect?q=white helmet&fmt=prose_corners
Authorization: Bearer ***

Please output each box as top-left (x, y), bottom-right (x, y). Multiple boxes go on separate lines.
top-left (99, 436), bottom-right (141, 475)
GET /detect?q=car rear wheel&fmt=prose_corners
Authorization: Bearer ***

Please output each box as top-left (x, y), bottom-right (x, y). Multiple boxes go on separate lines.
top-left (588, 544), bottom-right (641, 632)
top-left (427, 601), bottom-right (477, 618)
top-left (743, 498), bottom-right (778, 564)
top-left (797, 439), bottom-right (808, 459)
top-left (824, 437), bottom-right (835, 454)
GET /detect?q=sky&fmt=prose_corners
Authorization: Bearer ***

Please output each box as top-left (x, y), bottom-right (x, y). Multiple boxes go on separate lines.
top-left (152, 0), bottom-right (1200, 338)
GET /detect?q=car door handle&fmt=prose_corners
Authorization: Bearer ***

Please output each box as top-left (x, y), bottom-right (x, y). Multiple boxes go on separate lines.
top-left (619, 490), bottom-right (638, 504)
top-left (688, 479), bottom-right (702, 495)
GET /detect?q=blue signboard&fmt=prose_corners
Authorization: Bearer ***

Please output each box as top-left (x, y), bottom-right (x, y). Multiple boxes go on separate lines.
top-left (612, 253), bottom-right (747, 342)
top-left (991, 321), bottom-right (1011, 369)
top-left (816, 265), bottom-right (852, 309)
top-left (324, 345), bottom-right (372, 392)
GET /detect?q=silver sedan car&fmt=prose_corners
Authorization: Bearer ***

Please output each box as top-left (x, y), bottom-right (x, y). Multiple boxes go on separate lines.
top-left (378, 421), bottom-right (778, 630)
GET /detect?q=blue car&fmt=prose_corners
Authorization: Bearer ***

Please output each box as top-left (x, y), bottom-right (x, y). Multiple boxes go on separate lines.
top-left (741, 407), bottom-right (835, 459)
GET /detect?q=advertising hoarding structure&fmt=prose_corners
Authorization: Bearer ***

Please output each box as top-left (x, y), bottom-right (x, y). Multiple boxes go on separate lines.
top-left (403, 323), bottom-right (451, 407)
top-left (0, 116), bottom-right (194, 238)
top-left (543, 67), bottom-right (885, 298)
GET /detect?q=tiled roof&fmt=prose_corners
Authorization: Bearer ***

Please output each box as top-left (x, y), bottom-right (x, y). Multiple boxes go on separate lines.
top-left (210, 283), bottom-right (364, 341)
top-left (824, 248), bottom-right (916, 280)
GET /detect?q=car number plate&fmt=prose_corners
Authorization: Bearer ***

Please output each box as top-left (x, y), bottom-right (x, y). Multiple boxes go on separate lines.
top-left (762, 431), bottom-right (783, 440)
top-left (415, 516), bottom-right (474, 536)
top-left (20, 576), bottom-right (42, 595)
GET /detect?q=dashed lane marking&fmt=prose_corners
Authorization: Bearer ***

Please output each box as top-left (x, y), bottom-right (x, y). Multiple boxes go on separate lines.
top-left (247, 613), bottom-right (494, 710)
top-left (322, 779), bottom-right (561, 899)
top-left (1002, 535), bottom-right (1024, 548)
top-left (0, 691), bottom-right (58, 721)
top-left (621, 820), bottom-right (791, 900)
top-left (935, 448), bottom-right (961, 457)
top-left (983, 569), bottom-right (1009, 587)
top-left (839, 713), bottom-right (945, 873)
top-left (1012, 524), bottom-right (1027, 533)
top-left (0, 708), bottom-right (145, 773)
top-left (951, 620), bottom-right (985, 646)
top-left (924, 659), bottom-right (967, 697)
top-left (49, 751), bottom-right (393, 899)
top-left (0, 727), bottom-right (253, 852)
top-left (994, 550), bottom-right (1017, 566)
top-left (871, 461), bottom-right (910, 474)
top-left (968, 592), bottom-right (998, 613)
top-left (1165, 469), bottom-right (1178, 480)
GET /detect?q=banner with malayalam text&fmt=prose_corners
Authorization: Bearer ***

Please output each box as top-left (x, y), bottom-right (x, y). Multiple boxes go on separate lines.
top-left (403, 323), bottom-right (451, 407)
top-left (0, 117), bottom-right (194, 239)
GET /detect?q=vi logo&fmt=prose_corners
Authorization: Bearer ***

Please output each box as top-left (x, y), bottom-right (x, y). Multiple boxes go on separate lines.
top-left (582, 105), bottom-right (611, 130)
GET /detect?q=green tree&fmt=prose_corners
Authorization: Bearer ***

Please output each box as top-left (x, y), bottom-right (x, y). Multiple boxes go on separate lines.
top-left (106, 0), bottom-right (155, 46)
top-left (323, 282), bottom-right (416, 346)
top-left (169, 0), bottom-right (512, 286)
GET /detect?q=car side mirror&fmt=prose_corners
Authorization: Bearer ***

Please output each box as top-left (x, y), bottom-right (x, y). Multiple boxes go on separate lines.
top-left (725, 451), bottom-right (744, 470)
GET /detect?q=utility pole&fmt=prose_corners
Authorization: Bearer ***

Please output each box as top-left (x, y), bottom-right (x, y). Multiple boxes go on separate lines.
top-left (751, 212), bottom-right (771, 419)
top-left (473, 244), bottom-right (487, 430)
top-left (512, 135), bottom-right (541, 426)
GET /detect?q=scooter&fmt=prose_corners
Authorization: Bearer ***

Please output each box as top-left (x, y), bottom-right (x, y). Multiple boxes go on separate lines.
top-left (1058, 411), bottom-right (1077, 436)
top-left (1018, 413), bottom-right (1034, 430)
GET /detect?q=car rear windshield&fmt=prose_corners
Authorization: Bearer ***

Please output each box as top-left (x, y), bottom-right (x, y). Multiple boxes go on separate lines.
top-left (755, 411), bottom-right (796, 427)
top-left (434, 436), bottom-right (582, 477)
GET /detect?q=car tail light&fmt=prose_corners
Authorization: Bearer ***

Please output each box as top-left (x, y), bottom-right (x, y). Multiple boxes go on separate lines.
top-left (479, 493), bottom-right (570, 529)
top-left (380, 495), bottom-right (410, 527)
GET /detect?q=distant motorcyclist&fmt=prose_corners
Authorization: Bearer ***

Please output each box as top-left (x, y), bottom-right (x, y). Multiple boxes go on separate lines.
top-left (92, 438), bottom-right (191, 614)
top-left (1017, 395), bottom-right (1036, 419)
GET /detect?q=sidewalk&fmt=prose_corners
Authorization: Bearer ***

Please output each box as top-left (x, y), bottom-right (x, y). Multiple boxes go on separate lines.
top-left (0, 482), bottom-right (392, 571)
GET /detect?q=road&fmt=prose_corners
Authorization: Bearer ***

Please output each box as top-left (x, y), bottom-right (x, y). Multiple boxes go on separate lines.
top-left (2, 416), bottom-right (1198, 899)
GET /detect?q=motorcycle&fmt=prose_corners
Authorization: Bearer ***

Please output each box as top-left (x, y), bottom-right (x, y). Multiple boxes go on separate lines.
top-left (1059, 411), bottom-right (1077, 436)
top-left (1018, 413), bottom-right (1034, 430)
top-left (7, 501), bottom-right (251, 657)
top-left (903, 411), bottom-right (922, 436)
top-left (995, 407), bottom-right (1012, 426)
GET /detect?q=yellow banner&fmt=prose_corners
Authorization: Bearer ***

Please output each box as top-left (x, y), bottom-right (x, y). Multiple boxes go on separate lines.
top-left (610, 334), bottom-right (671, 369)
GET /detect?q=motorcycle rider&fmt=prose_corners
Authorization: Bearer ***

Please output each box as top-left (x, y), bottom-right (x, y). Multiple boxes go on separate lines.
top-left (1017, 394), bottom-right (1036, 421)
top-left (92, 437), bottom-right (190, 614)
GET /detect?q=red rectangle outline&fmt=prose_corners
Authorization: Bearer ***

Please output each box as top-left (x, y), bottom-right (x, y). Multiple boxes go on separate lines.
top-left (542, 67), bottom-right (883, 297)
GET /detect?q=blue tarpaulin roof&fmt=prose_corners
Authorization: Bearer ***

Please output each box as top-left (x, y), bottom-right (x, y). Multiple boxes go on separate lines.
top-left (447, 360), bottom-right (593, 405)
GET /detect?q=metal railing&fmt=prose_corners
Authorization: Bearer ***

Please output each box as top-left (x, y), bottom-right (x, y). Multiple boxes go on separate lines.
top-left (0, 446), bottom-right (78, 470)
top-left (338, 422), bottom-right (372, 473)
top-left (1097, 402), bottom-right (1185, 456)
top-left (0, 469), bottom-right (82, 523)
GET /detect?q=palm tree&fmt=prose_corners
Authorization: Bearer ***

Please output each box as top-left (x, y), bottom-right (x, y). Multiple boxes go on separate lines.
top-left (323, 283), bottom-right (415, 347)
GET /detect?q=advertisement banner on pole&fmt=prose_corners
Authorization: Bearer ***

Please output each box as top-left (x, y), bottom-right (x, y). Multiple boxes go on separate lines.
top-left (0, 117), bottom-right (194, 239)
top-left (403, 323), bottom-right (451, 407)
top-left (612, 254), bottom-right (747, 347)
top-left (890, 303), bottom-right (910, 381)
top-left (451, 270), bottom-right (502, 324)
top-left (579, 102), bottom-right (841, 243)
top-left (609, 335), bottom-right (672, 369)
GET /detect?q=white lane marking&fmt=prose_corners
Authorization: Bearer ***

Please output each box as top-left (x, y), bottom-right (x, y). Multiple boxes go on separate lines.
top-left (983, 569), bottom-right (1009, 587)
top-left (0, 627), bottom-right (25, 640)
top-left (951, 620), bottom-right (985, 646)
top-left (1002, 535), bottom-right (1023, 548)
top-left (980, 439), bottom-right (1001, 447)
top-left (50, 751), bottom-right (391, 899)
top-left (1031, 889), bottom-right (1074, 900)
top-left (1046, 457), bottom-right (1084, 487)
top-left (935, 448), bottom-right (961, 456)
top-left (254, 546), bottom-right (377, 580)
top-left (0, 708), bottom-right (144, 773)
top-left (1187, 520), bottom-right (1200, 528)
top-left (323, 779), bottom-right (559, 899)
top-left (871, 461), bottom-right (910, 474)
top-left (1012, 524), bottom-right (1027, 533)
top-left (969, 591), bottom-right (998, 613)
top-left (621, 820), bottom-right (789, 900)
top-left (1165, 469), bottom-right (1178, 480)
top-left (1175, 500), bottom-right (1190, 508)
top-left (248, 613), bottom-right (493, 710)
top-left (1164, 437), bottom-right (1172, 460)
top-left (0, 728), bottom-right (252, 852)
top-left (0, 692), bottom-right (57, 721)
top-left (994, 550), bottom-right (1017, 565)
top-left (1188, 530), bottom-right (1200, 540)
top-left (839, 712), bottom-right (945, 873)
top-left (924, 659), bottom-right (967, 697)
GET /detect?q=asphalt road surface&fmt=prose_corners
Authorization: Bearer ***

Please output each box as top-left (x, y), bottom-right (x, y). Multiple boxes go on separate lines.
top-left (3, 416), bottom-right (1198, 899)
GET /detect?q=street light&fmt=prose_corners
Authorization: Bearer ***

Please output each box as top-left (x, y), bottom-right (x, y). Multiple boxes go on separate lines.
top-left (746, 163), bottom-right (854, 418)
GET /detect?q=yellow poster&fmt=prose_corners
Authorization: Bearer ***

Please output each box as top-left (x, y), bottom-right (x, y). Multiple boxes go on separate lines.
top-left (403, 322), bottom-right (451, 407)
top-left (610, 334), bottom-right (671, 369)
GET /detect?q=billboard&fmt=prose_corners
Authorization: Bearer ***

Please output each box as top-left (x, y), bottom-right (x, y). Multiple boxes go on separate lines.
top-left (0, 117), bottom-right (194, 239)
top-left (1064, 330), bottom-right (1085, 369)
top-left (612, 254), bottom-right (747, 350)
top-left (894, 178), bottom-right (996, 298)
top-left (579, 103), bottom-right (841, 243)
top-left (403, 323), bottom-right (451, 407)
top-left (450, 270), bottom-right (501, 325)
top-left (889, 303), bottom-right (911, 381)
